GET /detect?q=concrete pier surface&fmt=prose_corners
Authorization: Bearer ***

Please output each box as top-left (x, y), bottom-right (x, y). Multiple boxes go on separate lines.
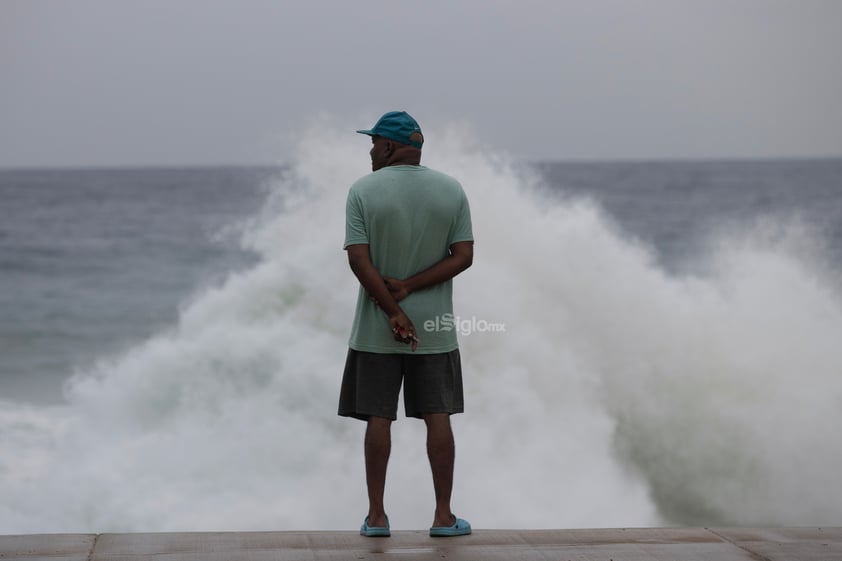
top-left (1, 527), bottom-right (840, 560)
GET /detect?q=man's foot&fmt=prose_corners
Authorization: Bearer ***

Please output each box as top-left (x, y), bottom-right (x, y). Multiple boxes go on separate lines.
top-left (429, 516), bottom-right (471, 537)
top-left (360, 515), bottom-right (390, 537)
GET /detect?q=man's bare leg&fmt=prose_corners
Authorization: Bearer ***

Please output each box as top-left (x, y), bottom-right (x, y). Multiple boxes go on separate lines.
top-left (424, 413), bottom-right (456, 527)
top-left (365, 416), bottom-right (392, 528)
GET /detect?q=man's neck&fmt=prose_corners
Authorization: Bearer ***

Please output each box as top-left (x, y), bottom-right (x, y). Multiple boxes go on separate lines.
top-left (386, 145), bottom-right (422, 167)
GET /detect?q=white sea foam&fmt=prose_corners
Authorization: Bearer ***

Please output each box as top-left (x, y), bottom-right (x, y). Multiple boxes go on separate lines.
top-left (1, 125), bottom-right (841, 533)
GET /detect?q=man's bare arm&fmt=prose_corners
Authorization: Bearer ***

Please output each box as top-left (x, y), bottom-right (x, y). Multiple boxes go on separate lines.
top-left (346, 243), bottom-right (418, 350)
top-left (385, 241), bottom-right (473, 301)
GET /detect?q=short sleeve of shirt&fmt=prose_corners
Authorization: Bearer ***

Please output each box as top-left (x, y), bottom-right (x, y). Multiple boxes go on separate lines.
top-left (344, 188), bottom-right (369, 248)
top-left (450, 189), bottom-right (474, 245)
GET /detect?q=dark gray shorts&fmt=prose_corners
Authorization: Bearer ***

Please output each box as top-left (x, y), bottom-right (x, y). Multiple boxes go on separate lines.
top-left (338, 349), bottom-right (464, 420)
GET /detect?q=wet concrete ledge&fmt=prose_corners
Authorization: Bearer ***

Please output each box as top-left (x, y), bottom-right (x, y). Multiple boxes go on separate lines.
top-left (1, 527), bottom-right (840, 560)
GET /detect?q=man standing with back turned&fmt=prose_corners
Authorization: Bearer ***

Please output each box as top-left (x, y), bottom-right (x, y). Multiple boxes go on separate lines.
top-left (339, 111), bottom-right (474, 537)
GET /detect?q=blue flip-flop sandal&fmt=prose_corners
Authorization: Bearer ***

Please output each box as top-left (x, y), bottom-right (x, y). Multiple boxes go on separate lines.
top-left (360, 515), bottom-right (391, 537)
top-left (429, 516), bottom-right (471, 537)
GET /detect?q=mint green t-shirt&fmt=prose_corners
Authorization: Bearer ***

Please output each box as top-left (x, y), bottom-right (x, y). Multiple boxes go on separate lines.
top-left (344, 165), bottom-right (473, 354)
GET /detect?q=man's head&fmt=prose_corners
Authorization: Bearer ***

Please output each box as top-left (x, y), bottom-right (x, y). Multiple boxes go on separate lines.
top-left (358, 111), bottom-right (424, 171)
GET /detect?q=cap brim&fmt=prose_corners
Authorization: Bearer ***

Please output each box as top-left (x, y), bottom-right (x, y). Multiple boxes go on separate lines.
top-left (356, 129), bottom-right (375, 136)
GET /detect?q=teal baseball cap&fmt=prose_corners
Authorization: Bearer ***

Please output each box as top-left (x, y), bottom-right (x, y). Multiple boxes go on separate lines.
top-left (357, 111), bottom-right (424, 149)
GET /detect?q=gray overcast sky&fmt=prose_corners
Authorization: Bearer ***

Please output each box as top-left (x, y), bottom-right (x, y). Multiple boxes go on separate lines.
top-left (2, 0), bottom-right (842, 168)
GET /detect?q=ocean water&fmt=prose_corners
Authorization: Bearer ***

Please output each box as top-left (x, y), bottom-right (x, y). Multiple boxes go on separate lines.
top-left (1, 128), bottom-right (841, 533)
top-left (1, 166), bottom-right (270, 404)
